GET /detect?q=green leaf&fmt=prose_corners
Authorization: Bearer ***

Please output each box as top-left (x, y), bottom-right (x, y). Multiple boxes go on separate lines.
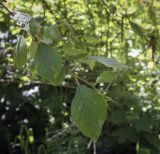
top-left (28, 26), bottom-right (44, 59)
top-left (83, 35), bottom-right (99, 44)
top-left (108, 110), bottom-right (126, 125)
top-left (129, 21), bottom-right (145, 38)
top-left (41, 38), bottom-right (53, 44)
top-left (63, 41), bottom-right (88, 59)
top-left (29, 18), bottom-right (41, 36)
top-left (71, 85), bottom-right (107, 141)
top-left (148, 7), bottom-right (157, 26)
top-left (14, 35), bottom-right (28, 67)
top-left (113, 128), bottom-right (137, 143)
top-left (81, 59), bottom-right (95, 70)
top-left (28, 39), bottom-right (39, 59)
top-left (64, 48), bottom-right (88, 59)
top-left (81, 56), bottom-right (128, 70)
top-left (96, 71), bottom-right (117, 83)
top-left (52, 68), bottom-right (65, 85)
top-left (34, 43), bottom-right (63, 84)
top-left (64, 49), bottom-right (87, 58)
top-left (133, 116), bottom-right (152, 133)
top-left (85, 61), bottom-right (95, 70)
top-left (44, 25), bottom-right (62, 42)
top-left (144, 134), bottom-right (160, 151)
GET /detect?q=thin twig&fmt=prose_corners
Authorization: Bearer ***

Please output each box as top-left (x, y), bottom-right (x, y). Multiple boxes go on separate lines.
top-left (121, 16), bottom-right (124, 42)
top-left (41, 0), bottom-right (55, 16)
top-left (0, 78), bottom-right (75, 89)
top-left (0, 1), bottom-right (14, 16)
top-left (47, 124), bottom-right (74, 141)
top-left (42, 0), bottom-right (46, 26)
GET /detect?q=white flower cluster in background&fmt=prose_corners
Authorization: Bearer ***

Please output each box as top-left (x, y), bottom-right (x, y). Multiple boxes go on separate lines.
top-left (12, 12), bottom-right (32, 31)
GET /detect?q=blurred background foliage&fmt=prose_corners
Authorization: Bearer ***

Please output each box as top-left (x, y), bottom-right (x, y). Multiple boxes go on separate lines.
top-left (0, 0), bottom-right (160, 153)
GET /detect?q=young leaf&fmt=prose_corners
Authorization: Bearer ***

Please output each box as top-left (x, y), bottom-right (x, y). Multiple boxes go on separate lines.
top-left (14, 35), bottom-right (27, 67)
top-left (34, 43), bottom-right (63, 84)
top-left (81, 56), bottom-right (128, 70)
top-left (129, 21), bottom-right (145, 38)
top-left (96, 71), bottom-right (117, 83)
top-left (71, 85), bottom-right (107, 141)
